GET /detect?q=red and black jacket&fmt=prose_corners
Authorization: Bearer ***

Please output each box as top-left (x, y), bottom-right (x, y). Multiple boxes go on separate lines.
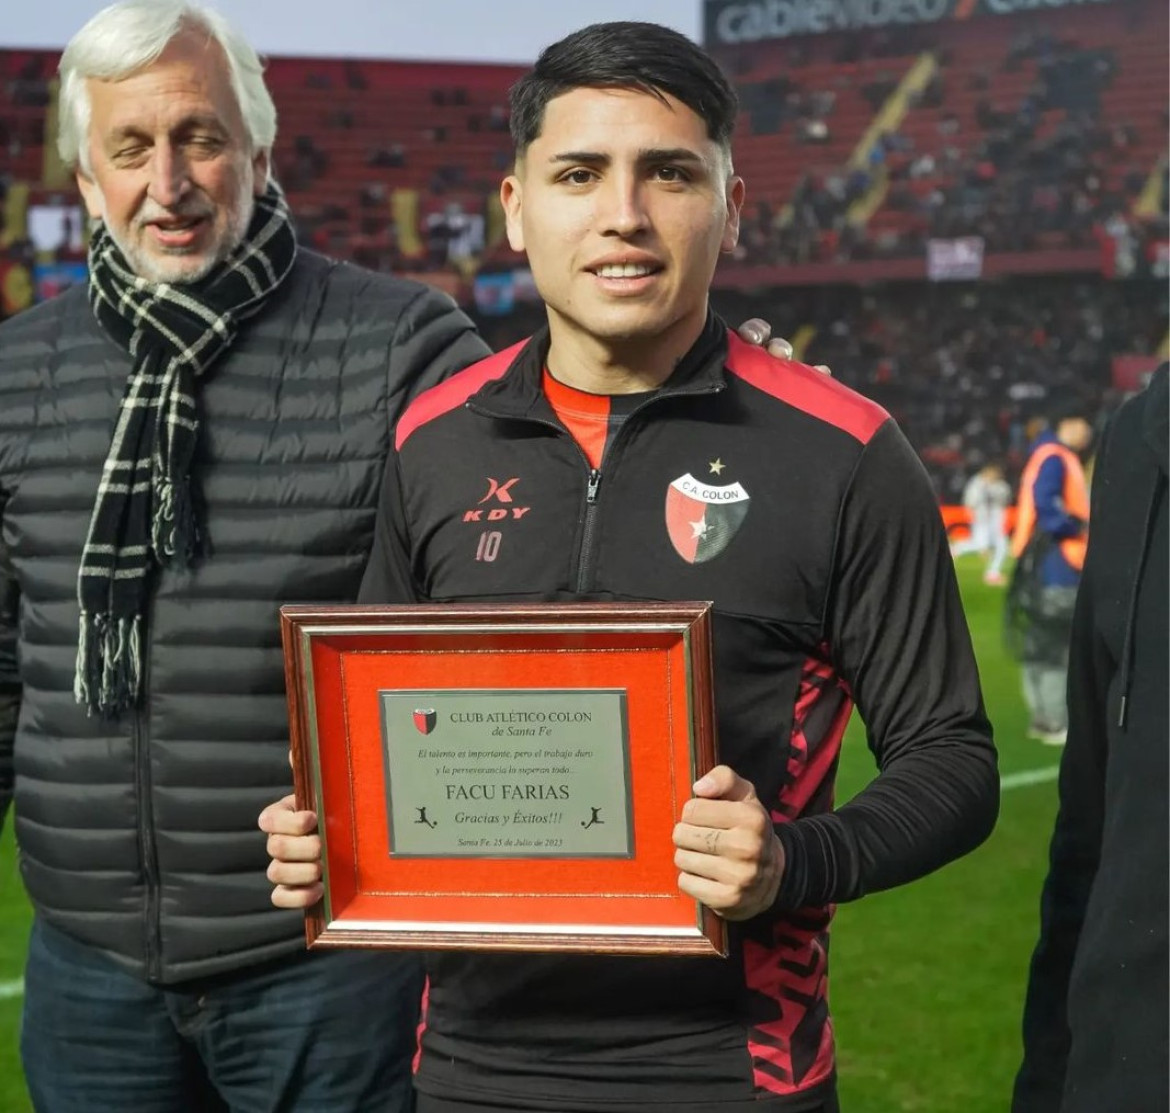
top-left (360, 313), bottom-right (999, 1113)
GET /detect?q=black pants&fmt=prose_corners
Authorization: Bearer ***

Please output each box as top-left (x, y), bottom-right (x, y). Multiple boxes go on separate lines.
top-left (417, 1088), bottom-right (841, 1113)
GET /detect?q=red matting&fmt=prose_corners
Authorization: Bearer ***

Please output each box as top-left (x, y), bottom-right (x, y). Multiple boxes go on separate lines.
top-left (280, 602), bottom-right (724, 956)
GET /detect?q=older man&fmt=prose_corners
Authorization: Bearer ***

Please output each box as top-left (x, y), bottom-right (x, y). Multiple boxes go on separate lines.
top-left (0, 2), bottom-right (487, 1110)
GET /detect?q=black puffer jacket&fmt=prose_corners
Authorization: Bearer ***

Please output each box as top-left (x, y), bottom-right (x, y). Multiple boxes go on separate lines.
top-left (0, 250), bottom-right (488, 983)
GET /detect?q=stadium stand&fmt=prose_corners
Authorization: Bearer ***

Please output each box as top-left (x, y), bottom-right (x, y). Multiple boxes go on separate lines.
top-left (718, 0), bottom-right (1169, 270)
top-left (261, 57), bottom-right (523, 278)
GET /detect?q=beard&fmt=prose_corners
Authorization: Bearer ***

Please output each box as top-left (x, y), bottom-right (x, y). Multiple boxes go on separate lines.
top-left (98, 171), bottom-right (256, 286)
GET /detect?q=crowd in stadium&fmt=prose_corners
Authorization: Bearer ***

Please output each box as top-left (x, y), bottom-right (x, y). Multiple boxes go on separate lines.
top-left (788, 278), bottom-right (1164, 498)
top-left (729, 27), bottom-right (1167, 267)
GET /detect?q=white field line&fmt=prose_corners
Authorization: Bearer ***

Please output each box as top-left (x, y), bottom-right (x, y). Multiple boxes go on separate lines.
top-left (1001, 765), bottom-right (1061, 791)
top-left (0, 765), bottom-right (1062, 1006)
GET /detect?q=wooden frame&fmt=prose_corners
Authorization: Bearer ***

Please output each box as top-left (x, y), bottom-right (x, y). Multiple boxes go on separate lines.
top-left (280, 601), bottom-right (724, 957)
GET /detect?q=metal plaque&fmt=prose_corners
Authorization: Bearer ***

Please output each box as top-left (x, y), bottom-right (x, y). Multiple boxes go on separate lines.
top-left (380, 689), bottom-right (632, 857)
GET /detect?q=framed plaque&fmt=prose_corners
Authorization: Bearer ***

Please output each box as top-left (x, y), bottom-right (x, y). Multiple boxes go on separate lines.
top-left (280, 601), bottom-right (724, 957)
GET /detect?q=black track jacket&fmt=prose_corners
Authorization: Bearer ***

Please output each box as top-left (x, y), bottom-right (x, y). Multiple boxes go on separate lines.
top-left (360, 314), bottom-right (999, 1112)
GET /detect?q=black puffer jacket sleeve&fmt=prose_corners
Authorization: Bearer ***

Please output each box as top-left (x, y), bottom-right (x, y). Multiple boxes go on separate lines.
top-left (0, 489), bottom-right (20, 831)
top-left (387, 285), bottom-right (490, 412)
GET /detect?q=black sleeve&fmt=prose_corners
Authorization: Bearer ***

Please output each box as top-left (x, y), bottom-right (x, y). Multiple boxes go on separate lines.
top-left (358, 445), bottom-right (421, 606)
top-left (1011, 430), bottom-right (1114, 1113)
top-left (366, 286), bottom-right (487, 593)
top-left (0, 489), bottom-right (20, 831)
top-left (774, 420), bottom-right (999, 909)
top-left (386, 286), bottom-right (490, 419)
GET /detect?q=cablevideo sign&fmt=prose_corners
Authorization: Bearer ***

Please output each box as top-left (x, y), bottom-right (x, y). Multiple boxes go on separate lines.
top-left (704, 0), bottom-right (1116, 44)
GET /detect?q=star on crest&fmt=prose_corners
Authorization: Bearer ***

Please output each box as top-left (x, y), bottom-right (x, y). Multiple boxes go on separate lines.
top-left (689, 518), bottom-right (709, 539)
top-left (708, 458), bottom-right (726, 475)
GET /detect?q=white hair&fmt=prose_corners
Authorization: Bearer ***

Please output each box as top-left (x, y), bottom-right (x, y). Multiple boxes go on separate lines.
top-left (58, 0), bottom-right (277, 177)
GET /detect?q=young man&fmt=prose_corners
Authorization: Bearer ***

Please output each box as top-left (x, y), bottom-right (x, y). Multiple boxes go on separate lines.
top-left (265, 22), bottom-right (999, 1113)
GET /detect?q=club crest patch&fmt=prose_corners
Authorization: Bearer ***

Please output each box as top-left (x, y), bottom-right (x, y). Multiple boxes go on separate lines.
top-left (665, 472), bottom-right (750, 564)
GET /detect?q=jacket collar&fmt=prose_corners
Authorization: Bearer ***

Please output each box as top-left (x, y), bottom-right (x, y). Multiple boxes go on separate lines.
top-left (468, 309), bottom-right (730, 420)
top-left (1142, 362), bottom-right (1168, 475)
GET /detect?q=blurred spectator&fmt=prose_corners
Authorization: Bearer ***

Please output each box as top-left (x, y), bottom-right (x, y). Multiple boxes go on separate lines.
top-left (951, 463), bottom-right (1012, 584)
top-left (367, 143), bottom-right (406, 169)
top-left (799, 118), bottom-right (830, 144)
top-left (285, 134), bottom-right (328, 191)
top-left (1006, 408), bottom-right (1093, 744)
top-left (324, 106), bottom-right (354, 129)
top-left (359, 182), bottom-right (388, 208)
top-left (343, 60), bottom-right (366, 91)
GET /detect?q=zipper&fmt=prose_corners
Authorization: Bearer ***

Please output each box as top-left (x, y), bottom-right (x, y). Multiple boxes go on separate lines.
top-left (135, 600), bottom-right (161, 982)
top-left (576, 469), bottom-right (603, 593)
top-left (467, 379), bottom-right (725, 594)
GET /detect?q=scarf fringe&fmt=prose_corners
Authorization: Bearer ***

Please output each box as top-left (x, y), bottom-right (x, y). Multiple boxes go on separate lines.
top-left (75, 612), bottom-right (142, 718)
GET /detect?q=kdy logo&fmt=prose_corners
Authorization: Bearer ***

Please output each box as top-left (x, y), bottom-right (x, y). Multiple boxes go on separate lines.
top-left (462, 477), bottom-right (531, 523)
top-left (665, 469), bottom-right (750, 564)
top-left (412, 708), bottom-right (437, 735)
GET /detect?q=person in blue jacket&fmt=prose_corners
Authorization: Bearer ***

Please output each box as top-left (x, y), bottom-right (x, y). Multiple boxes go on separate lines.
top-left (1008, 407), bottom-right (1094, 744)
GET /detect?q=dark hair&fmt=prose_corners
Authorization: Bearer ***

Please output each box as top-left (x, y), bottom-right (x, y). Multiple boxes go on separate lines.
top-left (1046, 402), bottom-right (1095, 427)
top-left (509, 22), bottom-right (739, 156)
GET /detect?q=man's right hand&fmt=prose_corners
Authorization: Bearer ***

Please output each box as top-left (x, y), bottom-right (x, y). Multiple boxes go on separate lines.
top-left (259, 795), bottom-right (324, 908)
top-left (735, 318), bottom-right (833, 376)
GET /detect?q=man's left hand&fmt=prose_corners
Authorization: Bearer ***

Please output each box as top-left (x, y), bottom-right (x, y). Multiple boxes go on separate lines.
top-left (673, 764), bottom-right (785, 921)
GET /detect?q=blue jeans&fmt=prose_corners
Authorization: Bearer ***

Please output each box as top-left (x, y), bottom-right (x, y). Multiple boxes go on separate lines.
top-left (21, 918), bottom-right (423, 1113)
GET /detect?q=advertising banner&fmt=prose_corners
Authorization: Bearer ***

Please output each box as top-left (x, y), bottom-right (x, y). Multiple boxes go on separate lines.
top-left (704, 0), bottom-right (1116, 45)
top-left (927, 236), bottom-right (985, 281)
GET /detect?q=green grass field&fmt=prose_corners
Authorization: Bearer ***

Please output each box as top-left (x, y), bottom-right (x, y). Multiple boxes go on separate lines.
top-left (0, 557), bottom-right (1058, 1112)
